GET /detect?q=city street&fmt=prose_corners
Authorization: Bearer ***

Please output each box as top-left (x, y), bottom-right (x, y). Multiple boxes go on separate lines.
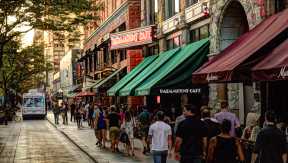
top-left (0, 120), bottom-right (95, 163)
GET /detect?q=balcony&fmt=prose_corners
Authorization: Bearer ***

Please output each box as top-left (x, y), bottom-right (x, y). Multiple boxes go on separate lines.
top-left (185, 0), bottom-right (209, 24)
top-left (162, 13), bottom-right (181, 34)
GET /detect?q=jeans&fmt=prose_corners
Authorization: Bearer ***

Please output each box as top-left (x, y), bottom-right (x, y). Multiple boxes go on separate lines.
top-left (152, 150), bottom-right (168, 163)
top-left (180, 156), bottom-right (202, 163)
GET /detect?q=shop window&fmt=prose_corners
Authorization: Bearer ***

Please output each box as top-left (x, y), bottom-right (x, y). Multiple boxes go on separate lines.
top-left (104, 47), bottom-right (109, 65)
top-left (165, 0), bottom-right (180, 19)
top-left (166, 35), bottom-right (181, 50)
top-left (111, 50), bottom-right (117, 64)
top-left (275, 0), bottom-right (285, 13)
top-left (120, 49), bottom-right (126, 61)
top-left (190, 24), bottom-right (209, 43)
top-left (186, 0), bottom-right (198, 7)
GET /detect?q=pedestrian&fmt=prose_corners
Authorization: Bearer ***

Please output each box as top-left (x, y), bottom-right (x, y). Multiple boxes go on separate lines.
top-left (207, 119), bottom-right (245, 163)
top-left (174, 109), bottom-right (186, 134)
top-left (95, 106), bottom-right (107, 148)
top-left (70, 101), bottom-right (76, 122)
top-left (148, 111), bottom-right (172, 163)
top-left (120, 110), bottom-right (135, 156)
top-left (201, 108), bottom-right (221, 141)
top-left (214, 101), bottom-right (241, 137)
top-left (174, 104), bottom-right (208, 163)
top-left (251, 110), bottom-right (287, 163)
top-left (88, 101), bottom-right (94, 128)
top-left (241, 112), bottom-right (261, 142)
top-left (64, 103), bottom-right (68, 125)
top-left (84, 102), bottom-right (89, 121)
top-left (75, 106), bottom-right (82, 128)
top-left (119, 108), bottom-right (125, 126)
top-left (107, 106), bottom-right (121, 152)
top-left (138, 107), bottom-right (151, 154)
top-left (53, 103), bottom-right (60, 125)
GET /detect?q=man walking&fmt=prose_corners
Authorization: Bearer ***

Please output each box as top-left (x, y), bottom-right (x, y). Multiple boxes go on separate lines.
top-left (70, 101), bottom-right (76, 122)
top-left (214, 101), bottom-right (240, 137)
top-left (139, 107), bottom-right (151, 154)
top-left (175, 104), bottom-right (208, 163)
top-left (148, 111), bottom-right (172, 163)
top-left (53, 103), bottom-right (59, 125)
top-left (251, 110), bottom-right (287, 163)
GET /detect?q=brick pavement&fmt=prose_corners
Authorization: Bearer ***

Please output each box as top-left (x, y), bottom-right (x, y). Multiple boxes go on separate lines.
top-left (47, 112), bottom-right (178, 163)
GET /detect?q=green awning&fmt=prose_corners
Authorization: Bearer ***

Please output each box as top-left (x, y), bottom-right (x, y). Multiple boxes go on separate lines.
top-left (93, 67), bottom-right (126, 90)
top-left (119, 48), bottom-right (180, 96)
top-left (135, 38), bottom-right (209, 96)
top-left (107, 55), bottom-right (158, 96)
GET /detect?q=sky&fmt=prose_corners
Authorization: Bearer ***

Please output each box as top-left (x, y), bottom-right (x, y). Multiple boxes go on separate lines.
top-left (22, 29), bottom-right (34, 47)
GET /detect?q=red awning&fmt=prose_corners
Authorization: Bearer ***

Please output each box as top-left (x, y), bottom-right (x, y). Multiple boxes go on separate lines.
top-left (252, 39), bottom-right (288, 81)
top-left (76, 91), bottom-right (96, 97)
top-left (193, 9), bottom-right (288, 83)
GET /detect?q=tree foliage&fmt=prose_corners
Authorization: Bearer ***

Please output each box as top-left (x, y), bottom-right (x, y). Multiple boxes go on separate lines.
top-left (0, 40), bottom-right (52, 96)
top-left (0, 0), bottom-right (103, 67)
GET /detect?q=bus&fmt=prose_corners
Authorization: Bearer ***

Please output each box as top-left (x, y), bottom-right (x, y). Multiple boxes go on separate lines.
top-left (22, 92), bottom-right (46, 119)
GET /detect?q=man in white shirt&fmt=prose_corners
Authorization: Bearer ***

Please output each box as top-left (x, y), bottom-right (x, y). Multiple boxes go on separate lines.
top-left (148, 111), bottom-right (172, 163)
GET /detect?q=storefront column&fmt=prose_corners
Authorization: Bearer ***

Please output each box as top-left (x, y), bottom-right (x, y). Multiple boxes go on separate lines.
top-left (217, 84), bottom-right (227, 102)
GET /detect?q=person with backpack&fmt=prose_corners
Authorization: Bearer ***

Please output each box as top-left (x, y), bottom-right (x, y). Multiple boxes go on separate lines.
top-left (207, 119), bottom-right (245, 163)
top-left (138, 107), bottom-right (151, 155)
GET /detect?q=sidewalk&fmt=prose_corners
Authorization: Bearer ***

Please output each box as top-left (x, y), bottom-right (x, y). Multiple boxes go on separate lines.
top-left (47, 112), bottom-right (178, 163)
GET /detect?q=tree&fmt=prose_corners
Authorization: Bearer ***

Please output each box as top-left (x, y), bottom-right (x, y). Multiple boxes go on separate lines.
top-left (0, 40), bottom-right (52, 105)
top-left (0, 0), bottom-right (103, 68)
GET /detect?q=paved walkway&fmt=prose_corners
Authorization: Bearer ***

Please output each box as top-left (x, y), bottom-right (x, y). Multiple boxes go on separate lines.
top-left (0, 120), bottom-right (95, 163)
top-left (47, 112), bottom-right (178, 163)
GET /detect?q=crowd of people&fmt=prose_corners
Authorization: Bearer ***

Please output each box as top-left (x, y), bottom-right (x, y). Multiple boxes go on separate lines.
top-left (52, 100), bottom-right (287, 163)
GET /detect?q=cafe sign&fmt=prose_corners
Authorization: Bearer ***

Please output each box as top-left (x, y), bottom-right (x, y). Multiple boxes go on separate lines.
top-left (278, 66), bottom-right (288, 79)
top-left (110, 26), bottom-right (154, 50)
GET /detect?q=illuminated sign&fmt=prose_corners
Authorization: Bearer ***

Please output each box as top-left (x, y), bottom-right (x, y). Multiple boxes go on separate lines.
top-left (110, 26), bottom-right (154, 50)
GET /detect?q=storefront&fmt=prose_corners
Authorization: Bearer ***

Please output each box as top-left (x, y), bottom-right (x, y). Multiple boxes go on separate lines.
top-left (109, 38), bottom-right (210, 112)
top-left (252, 39), bottom-right (288, 123)
top-left (192, 9), bottom-right (288, 123)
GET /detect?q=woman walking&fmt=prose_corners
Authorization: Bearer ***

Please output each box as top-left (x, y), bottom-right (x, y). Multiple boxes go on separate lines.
top-left (120, 110), bottom-right (135, 156)
top-left (95, 106), bottom-right (107, 148)
top-left (207, 119), bottom-right (245, 163)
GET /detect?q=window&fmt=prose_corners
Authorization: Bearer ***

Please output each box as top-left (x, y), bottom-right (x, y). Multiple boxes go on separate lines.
top-left (186, 0), bottom-right (198, 7)
top-left (120, 49), bottom-right (126, 61)
top-left (166, 35), bottom-right (181, 50)
top-left (112, 0), bottom-right (116, 11)
top-left (275, 0), bottom-right (285, 13)
top-left (111, 50), bottom-right (117, 64)
top-left (190, 24), bottom-right (209, 43)
top-left (148, 0), bottom-right (159, 25)
top-left (165, 0), bottom-right (180, 19)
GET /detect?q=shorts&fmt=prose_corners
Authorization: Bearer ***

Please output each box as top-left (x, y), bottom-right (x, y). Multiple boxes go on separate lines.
top-left (109, 127), bottom-right (120, 140)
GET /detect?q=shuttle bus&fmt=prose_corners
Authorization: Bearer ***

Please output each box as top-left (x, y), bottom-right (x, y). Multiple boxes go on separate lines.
top-left (22, 91), bottom-right (46, 119)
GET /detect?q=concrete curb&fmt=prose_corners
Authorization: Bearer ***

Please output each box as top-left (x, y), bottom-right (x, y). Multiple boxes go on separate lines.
top-left (47, 118), bottom-right (99, 163)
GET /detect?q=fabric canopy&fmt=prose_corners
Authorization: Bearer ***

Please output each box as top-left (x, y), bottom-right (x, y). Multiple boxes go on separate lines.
top-left (93, 67), bottom-right (126, 90)
top-left (119, 48), bottom-right (180, 96)
top-left (252, 39), bottom-right (288, 81)
top-left (107, 55), bottom-right (158, 96)
top-left (135, 38), bottom-right (209, 96)
top-left (193, 9), bottom-right (288, 83)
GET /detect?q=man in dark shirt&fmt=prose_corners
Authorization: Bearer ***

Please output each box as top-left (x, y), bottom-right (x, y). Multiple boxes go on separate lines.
top-left (70, 102), bottom-right (76, 122)
top-left (175, 104), bottom-right (208, 163)
top-left (252, 110), bottom-right (287, 163)
top-left (108, 106), bottom-right (120, 152)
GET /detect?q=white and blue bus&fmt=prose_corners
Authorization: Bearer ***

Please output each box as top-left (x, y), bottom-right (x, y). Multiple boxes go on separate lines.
top-left (22, 92), bottom-right (46, 119)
